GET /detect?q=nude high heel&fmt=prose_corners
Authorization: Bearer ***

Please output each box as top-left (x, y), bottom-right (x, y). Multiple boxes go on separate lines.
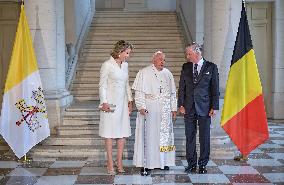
top-left (116, 161), bottom-right (125, 173)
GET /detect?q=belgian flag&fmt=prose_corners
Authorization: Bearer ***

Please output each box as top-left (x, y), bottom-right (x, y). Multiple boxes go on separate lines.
top-left (221, 1), bottom-right (269, 156)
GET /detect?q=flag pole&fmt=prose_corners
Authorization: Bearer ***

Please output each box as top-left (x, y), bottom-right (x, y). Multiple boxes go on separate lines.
top-left (18, 154), bottom-right (32, 164)
top-left (232, 0), bottom-right (249, 162)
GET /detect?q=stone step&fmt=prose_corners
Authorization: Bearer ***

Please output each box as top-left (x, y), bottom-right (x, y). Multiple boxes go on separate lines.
top-left (81, 48), bottom-right (184, 54)
top-left (42, 135), bottom-right (188, 146)
top-left (30, 147), bottom-right (185, 158)
top-left (62, 117), bottom-right (184, 126)
top-left (95, 13), bottom-right (176, 17)
top-left (95, 11), bottom-right (176, 14)
top-left (91, 18), bottom-right (179, 27)
top-left (71, 80), bottom-right (180, 88)
top-left (94, 16), bottom-right (177, 21)
top-left (84, 40), bottom-right (184, 45)
top-left (94, 12), bottom-right (176, 17)
top-left (85, 36), bottom-right (182, 41)
top-left (81, 50), bottom-right (185, 55)
top-left (56, 127), bottom-right (185, 136)
top-left (88, 32), bottom-right (181, 37)
top-left (89, 26), bottom-right (180, 31)
top-left (80, 56), bottom-right (184, 62)
top-left (83, 43), bottom-right (184, 49)
top-left (58, 120), bottom-right (185, 129)
top-left (76, 59), bottom-right (185, 66)
top-left (71, 81), bottom-right (180, 88)
top-left (42, 133), bottom-right (231, 147)
top-left (73, 96), bottom-right (100, 101)
top-left (71, 81), bottom-right (176, 89)
top-left (62, 118), bottom-right (185, 126)
top-left (71, 85), bottom-right (181, 95)
top-left (74, 70), bottom-right (182, 77)
top-left (76, 65), bottom-right (183, 71)
top-left (88, 32), bottom-right (182, 37)
top-left (77, 60), bottom-right (185, 66)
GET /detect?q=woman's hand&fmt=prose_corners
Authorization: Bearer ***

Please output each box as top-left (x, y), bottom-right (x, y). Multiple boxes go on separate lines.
top-left (102, 103), bottom-right (110, 112)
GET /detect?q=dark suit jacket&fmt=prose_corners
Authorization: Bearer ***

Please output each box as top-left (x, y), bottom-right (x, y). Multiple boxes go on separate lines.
top-left (178, 60), bottom-right (219, 116)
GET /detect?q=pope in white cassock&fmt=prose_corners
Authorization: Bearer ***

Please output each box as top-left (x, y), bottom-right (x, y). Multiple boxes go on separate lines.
top-left (132, 51), bottom-right (177, 173)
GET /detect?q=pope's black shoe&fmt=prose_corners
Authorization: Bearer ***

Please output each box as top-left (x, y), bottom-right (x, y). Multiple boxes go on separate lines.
top-left (184, 166), bottom-right (197, 173)
top-left (198, 166), bottom-right (207, 174)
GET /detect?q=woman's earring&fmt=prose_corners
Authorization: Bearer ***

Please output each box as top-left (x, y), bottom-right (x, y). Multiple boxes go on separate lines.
top-left (118, 55), bottom-right (121, 58)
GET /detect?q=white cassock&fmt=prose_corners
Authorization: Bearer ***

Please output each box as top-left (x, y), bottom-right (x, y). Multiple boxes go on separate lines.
top-left (132, 64), bottom-right (177, 169)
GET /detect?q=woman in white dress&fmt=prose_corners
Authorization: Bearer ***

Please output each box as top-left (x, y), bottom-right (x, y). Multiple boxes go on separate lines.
top-left (99, 40), bottom-right (133, 175)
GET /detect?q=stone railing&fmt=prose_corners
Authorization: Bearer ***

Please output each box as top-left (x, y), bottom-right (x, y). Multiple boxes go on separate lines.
top-left (176, 4), bottom-right (193, 47)
top-left (65, 6), bottom-right (95, 90)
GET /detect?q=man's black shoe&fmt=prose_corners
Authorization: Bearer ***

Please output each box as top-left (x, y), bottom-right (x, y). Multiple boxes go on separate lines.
top-left (140, 168), bottom-right (151, 176)
top-left (198, 166), bottom-right (207, 174)
top-left (184, 166), bottom-right (197, 173)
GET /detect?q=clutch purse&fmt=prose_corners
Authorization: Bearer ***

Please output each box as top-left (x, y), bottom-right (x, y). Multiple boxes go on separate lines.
top-left (98, 104), bottom-right (116, 112)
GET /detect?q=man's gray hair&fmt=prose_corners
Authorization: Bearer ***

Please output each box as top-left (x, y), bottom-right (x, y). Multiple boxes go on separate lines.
top-left (187, 43), bottom-right (202, 54)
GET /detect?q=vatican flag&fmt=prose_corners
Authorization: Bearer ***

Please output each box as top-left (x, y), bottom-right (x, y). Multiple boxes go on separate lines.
top-left (0, 4), bottom-right (50, 158)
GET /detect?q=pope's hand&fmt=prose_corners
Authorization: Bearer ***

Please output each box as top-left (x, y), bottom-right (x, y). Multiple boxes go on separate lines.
top-left (139, 109), bottom-right (148, 116)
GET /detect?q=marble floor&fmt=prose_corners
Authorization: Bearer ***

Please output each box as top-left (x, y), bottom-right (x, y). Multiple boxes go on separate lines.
top-left (0, 122), bottom-right (284, 185)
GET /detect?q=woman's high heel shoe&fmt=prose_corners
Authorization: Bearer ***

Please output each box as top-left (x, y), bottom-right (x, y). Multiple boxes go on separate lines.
top-left (116, 162), bottom-right (125, 173)
top-left (117, 167), bottom-right (125, 173)
top-left (107, 168), bottom-right (116, 175)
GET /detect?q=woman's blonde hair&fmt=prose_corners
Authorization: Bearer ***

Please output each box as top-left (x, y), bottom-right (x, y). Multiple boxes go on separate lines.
top-left (110, 40), bottom-right (134, 59)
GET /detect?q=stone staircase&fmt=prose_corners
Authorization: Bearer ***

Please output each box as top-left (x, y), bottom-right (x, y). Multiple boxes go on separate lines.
top-left (29, 11), bottom-right (189, 158)
top-left (72, 11), bottom-right (185, 101)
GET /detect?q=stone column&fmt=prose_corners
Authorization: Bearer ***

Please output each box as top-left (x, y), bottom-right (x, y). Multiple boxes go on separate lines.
top-left (25, 0), bottom-right (72, 133)
top-left (203, 0), bottom-right (241, 132)
top-left (203, 0), bottom-right (242, 97)
top-left (272, 0), bottom-right (284, 119)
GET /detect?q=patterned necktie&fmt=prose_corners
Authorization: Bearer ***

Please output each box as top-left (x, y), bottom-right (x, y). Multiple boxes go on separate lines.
top-left (193, 63), bottom-right (198, 84)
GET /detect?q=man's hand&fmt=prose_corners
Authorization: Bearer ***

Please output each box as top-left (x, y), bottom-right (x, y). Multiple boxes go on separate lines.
top-left (179, 106), bottom-right (185, 115)
top-left (139, 109), bottom-right (148, 116)
top-left (209, 109), bottom-right (216, 117)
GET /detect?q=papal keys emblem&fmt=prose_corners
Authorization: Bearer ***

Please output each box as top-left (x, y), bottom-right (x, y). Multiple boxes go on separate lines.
top-left (15, 87), bottom-right (48, 132)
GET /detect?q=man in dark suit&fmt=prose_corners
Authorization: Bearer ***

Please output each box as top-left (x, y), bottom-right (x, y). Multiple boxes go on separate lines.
top-left (178, 43), bottom-right (219, 174)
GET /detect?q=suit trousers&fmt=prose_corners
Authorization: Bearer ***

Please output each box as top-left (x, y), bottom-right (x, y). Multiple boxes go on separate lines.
top-left (184, 107), bottom-right (211, 168)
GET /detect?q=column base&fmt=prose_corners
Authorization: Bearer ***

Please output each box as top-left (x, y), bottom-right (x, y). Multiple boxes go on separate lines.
top-left (44, 89), bottom-right (73, 134)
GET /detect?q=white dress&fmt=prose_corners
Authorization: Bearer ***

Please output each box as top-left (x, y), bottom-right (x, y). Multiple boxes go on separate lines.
top-left (99, 56), bottom-right (133, 138)
top-left (132, 65), bottom-right (177, 169)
